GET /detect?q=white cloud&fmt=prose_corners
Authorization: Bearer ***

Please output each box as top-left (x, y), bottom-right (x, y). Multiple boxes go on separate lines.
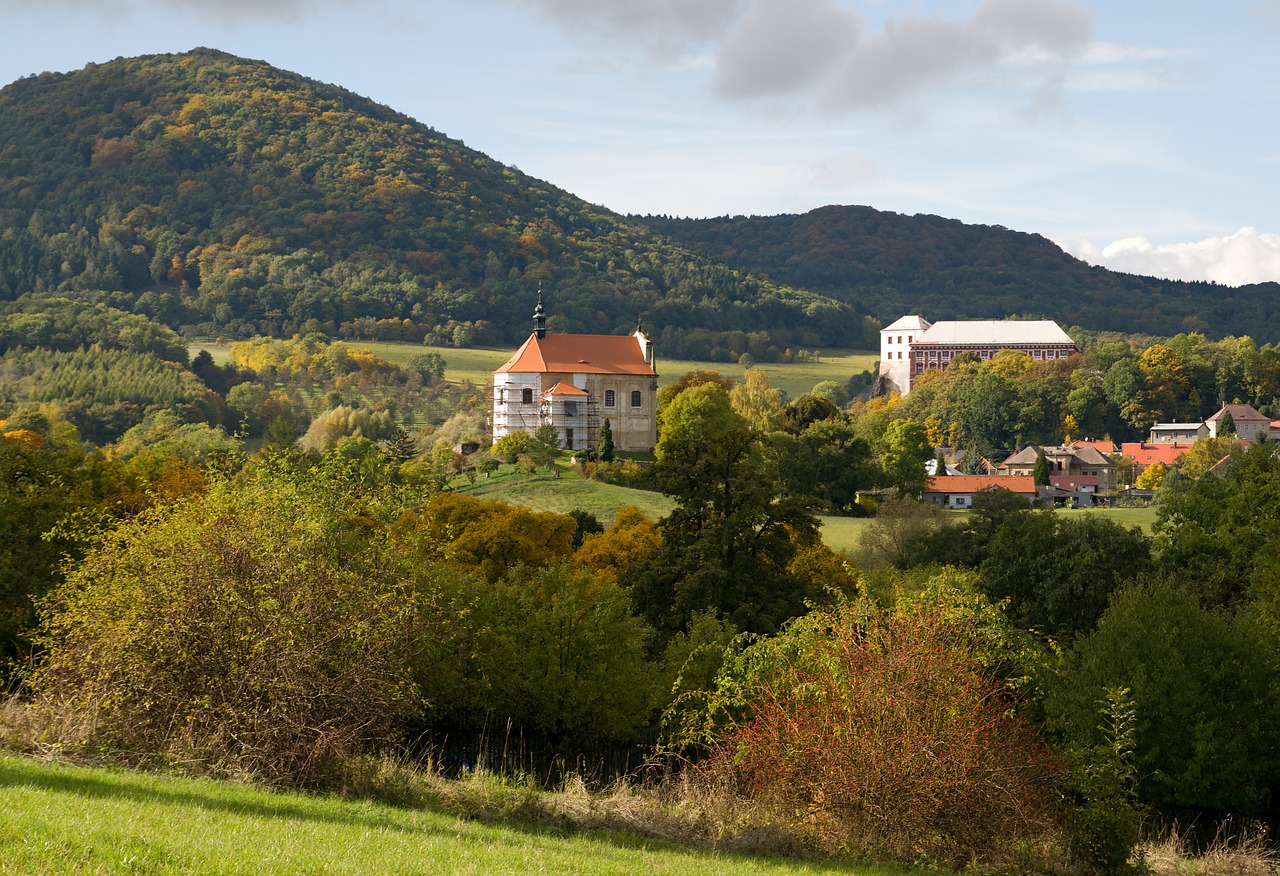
top-left (513, 0), bottom-right (1094, 114)
top-left (1071, 228), bottom-right (1280, 286)
top-left (516, 0), bottom-right (748, 56)
top-left (711, 0), bottom-right (860, 100)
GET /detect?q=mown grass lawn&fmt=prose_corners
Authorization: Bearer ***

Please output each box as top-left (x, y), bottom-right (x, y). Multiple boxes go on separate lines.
top-left (0, 754), bottom-right (900, 876)
top-left (455, 462), bottom-right (675, 523)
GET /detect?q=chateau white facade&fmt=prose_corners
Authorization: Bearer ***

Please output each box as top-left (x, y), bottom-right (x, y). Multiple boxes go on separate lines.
top-left (879, 315), bottom-right (1077, 395)
top-left (491, 300), bottom-right (658, 452)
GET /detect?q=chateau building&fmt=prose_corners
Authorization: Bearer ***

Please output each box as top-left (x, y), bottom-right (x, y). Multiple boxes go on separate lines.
top-left (879, 315), bottom-right (1078, 395)
top-left (491, 297), bottom-right (658, 452)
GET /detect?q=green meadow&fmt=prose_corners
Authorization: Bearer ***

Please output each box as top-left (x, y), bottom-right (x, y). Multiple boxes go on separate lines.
top-left (189, 339), bottom-right (879, 400)
top-left (0, 754), bottom-right (899, 876)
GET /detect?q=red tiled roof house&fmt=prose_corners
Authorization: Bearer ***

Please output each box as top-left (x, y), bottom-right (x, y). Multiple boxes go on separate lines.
top-left (923, 475), bottom-right (1037, 509)
top-left (492, 297), bottom-right (658, 452)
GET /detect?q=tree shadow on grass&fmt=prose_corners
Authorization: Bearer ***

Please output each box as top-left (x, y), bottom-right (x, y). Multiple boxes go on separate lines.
top-left (0, 755), bottom-right (871, 873)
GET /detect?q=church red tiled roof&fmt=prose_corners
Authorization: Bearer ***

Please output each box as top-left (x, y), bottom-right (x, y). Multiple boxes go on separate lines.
top-left (496, 333), bottom-right (655, 376)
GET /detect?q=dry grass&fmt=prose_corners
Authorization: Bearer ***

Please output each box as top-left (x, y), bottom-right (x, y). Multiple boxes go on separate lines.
top-left (1141, 821), bottom-right (1279, 876)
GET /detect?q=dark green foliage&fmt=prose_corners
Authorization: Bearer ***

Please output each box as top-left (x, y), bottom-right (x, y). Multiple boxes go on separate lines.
top-left (1154, 441), bottom-right (1280, 611)
top-left (773, 418), bottom-right (881, 513)
top-left (404, 351), bottom-right (446, 382)
top-left (1217, 408), bottom-right (1236, 435)
top-left (596, 417), bottom-right (615, 462)
top-left (567, 509), bottom-right (604, 549)
top-left (1066, 689), bottom-right (1144, 876)
top-left (1043, 580), bottom-right (1280, 816)
top-left (642, 207), bottom-right (1280, 341)
top-left (780, 393), bottom-right (840, 434)
top-left (1032, 448), bottom-right (1050, 486)
top-left (0, 50), bottom-right (860, 350)
top-left (0, 344), bottom-right (219, 443)
top-left (978, 511), bottom-right (1152, 639)
top-left (0, 299), bottom-right (187, 363)
top-left (629, 383), bottom-right (819, 640)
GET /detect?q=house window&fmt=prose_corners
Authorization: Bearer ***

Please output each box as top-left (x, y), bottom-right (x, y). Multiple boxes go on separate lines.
top-left (630, 390), bottom-right (642, 408)
top-left (565, 428), bottom-right (573, 448)
top-left (604, 390), bottom-right (616, 407)
top-left (522, 388), bottom-right (533, 404)
top-left (565, 401), bottom-right (578, 417)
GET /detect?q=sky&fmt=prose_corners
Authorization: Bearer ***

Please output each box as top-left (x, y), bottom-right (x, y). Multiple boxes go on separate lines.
top-left (3, 0), bottom-right (1279, 287)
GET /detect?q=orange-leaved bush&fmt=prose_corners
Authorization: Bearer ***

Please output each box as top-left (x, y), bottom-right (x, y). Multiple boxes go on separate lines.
top-left (688, 596), bottom-right (1062, 866)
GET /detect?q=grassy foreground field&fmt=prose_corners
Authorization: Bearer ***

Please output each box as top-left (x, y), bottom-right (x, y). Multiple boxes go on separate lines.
top-left (0, 754), bottom-right (896, 876)
top-left (188, 339), bottom-right (878, 400)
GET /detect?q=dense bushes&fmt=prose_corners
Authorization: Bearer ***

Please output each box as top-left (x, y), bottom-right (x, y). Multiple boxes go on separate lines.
top-left (32, 459), bottom-right (425, 786)
top-left (1043, 580), bottom-right (1280, 816)
top-left (688, 595), bottom-right (1061, 865)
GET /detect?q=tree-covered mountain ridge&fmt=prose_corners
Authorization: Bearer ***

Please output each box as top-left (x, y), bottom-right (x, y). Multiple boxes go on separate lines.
top-left (3, 47), bottom-right (1277, 351)
top-left (639, 207), bottom-right (1280, 342)
top-left (0, 48), bottom-right (860, 357)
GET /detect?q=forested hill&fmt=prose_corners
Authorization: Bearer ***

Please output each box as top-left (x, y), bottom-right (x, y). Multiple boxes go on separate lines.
top-left (0, 49), bottom-right (863, 355)
top-left (640, 207), bottom-right (1280, 342)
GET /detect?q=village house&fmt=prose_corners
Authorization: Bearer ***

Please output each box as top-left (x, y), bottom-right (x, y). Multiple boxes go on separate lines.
top-left (923, 475), bottom-right (1037, 508)
top-left (878, 315), bottom-right (1078, 395)
top-left (491, 297), bottom-right (658, 452)
top-left (1001, 444), bottom-right (1118, 493)
top-left (1148, 422), bottom-right (1208, 443)
top-left (1120, 442), bottom-right (1195, 476)
top-left (1205, 403), bottom-right (1271, 440)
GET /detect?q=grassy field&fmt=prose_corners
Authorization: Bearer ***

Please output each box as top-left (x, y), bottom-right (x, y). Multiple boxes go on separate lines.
top-left (456, 463), bottom-right (675, 523)
top-left (188, 339), bottom-right (878, 400)
top-left (0, 754), bottom-right (897, 876)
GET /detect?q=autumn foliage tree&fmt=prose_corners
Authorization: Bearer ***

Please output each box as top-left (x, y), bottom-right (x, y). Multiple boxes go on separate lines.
top-left (687, 596), bottom-right (1061, 865)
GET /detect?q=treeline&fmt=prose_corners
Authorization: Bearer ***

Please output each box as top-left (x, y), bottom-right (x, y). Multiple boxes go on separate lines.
top-left (641, 206), bottom-right (1280, 341)
top-left (0, 49), bottom-right (860, 350)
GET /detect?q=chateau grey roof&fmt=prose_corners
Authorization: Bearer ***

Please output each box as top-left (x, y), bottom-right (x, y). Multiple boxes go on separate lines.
top-left (1206, 403), bottom-right (1269, 423)
top-left (913, 320), bottom-right (1074, 347)
top-left (882, 315), bottom-right (932, 332)
top-left (496, 333), bottom-right (655, 376)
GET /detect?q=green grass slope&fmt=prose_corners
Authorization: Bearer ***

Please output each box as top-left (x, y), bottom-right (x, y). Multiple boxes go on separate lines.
top-left (0, 754), bottom-right (892, 876)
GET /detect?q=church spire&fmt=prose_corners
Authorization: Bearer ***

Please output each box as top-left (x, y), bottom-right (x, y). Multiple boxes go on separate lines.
top-left (533, 289), bottom-right (547, 339)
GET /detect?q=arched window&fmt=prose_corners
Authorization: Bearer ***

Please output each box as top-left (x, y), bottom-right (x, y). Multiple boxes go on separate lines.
top-left (522, 388), bottom-right (533, 404)
top-left (630, 390), bottom-right (642, 408)
top-left (604, 389), bottom-right (616, 407)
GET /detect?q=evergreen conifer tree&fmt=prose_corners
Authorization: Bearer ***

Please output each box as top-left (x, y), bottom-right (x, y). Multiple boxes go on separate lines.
top-left (1218, 408), bottom-right (1236, 436)
top-left (597, 418), bottom-right (615, 462)
top-left (1032, 449), bottom-right (1051, 486)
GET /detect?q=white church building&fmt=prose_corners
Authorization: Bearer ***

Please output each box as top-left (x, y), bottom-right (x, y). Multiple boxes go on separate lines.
top-left (491, 297), bottom-right (658, 452)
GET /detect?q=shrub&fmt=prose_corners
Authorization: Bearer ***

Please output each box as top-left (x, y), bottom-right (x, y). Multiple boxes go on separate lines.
top-left (1043, 579), bottom-right (1280, 817)
top-left (687, 597), bottom-right (1062, 866)
top-left (31, 464), bottom-right (424, 787)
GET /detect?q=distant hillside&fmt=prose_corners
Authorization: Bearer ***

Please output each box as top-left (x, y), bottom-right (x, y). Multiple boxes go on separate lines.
top-left (0, 49), bottom-right (863, 355)
top-left (640, 207), bottom-right (1280, 342)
